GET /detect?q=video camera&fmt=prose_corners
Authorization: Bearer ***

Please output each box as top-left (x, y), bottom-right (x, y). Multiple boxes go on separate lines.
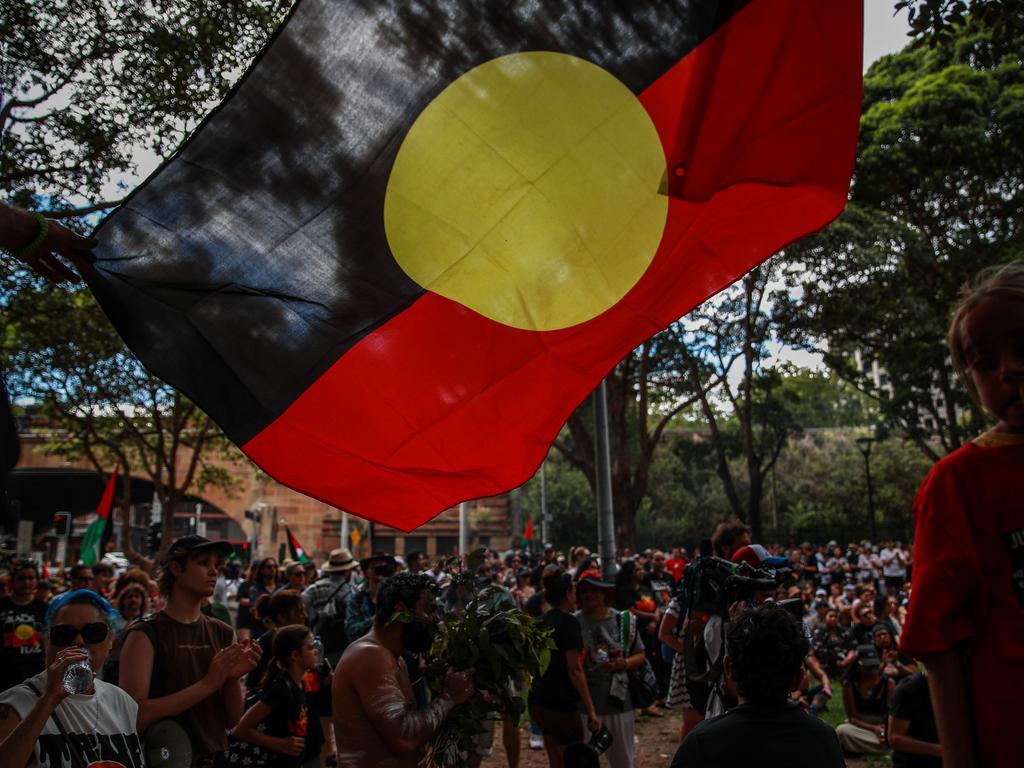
top-left (682, 540), bottom-right (791, 617)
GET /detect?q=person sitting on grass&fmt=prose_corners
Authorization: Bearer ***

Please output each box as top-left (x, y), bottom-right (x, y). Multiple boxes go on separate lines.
top-left (835, 644), bottom-right (896, 757)
top-left (669, 604), bottom-right (844, 768)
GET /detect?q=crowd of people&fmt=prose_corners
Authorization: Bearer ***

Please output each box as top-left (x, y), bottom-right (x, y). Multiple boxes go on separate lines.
top-left (0, 225), bottom-right (1018, 768)
top-left (0, 526), bottom-right (937, 768)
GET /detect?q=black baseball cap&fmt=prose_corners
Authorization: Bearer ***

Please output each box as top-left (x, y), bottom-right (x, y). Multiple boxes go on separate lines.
top-left (162, 535), bottom-right (234, 564)
top-left (856, 644), bottom-right (881, 667)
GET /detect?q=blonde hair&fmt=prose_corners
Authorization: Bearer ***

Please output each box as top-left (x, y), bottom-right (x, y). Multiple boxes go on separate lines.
top-left (948, 261), bottom-right (1024, 402)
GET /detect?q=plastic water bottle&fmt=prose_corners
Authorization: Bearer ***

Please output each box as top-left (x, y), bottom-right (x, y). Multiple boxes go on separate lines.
top-left (312, 635), bottom-right (325, 666)
top-left (62, 650), bottom-right (93, 695)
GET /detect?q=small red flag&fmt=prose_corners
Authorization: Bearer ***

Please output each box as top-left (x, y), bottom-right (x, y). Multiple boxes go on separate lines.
top-left (523, 517), bottom-right (534, 541)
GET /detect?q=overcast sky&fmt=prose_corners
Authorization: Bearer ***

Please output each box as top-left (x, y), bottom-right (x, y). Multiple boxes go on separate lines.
top-left (865, 1), bottom-right (913, 69)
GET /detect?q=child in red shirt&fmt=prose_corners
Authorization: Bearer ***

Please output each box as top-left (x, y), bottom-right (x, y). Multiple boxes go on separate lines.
top-left (900, 261), bottom-right (1024, 768)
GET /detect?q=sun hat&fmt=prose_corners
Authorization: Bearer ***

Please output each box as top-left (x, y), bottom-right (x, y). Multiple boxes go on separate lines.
top-left (322, 548), bottom-right (358, 573)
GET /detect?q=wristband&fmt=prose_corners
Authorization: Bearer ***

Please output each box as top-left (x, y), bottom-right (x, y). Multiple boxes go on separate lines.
top-left (9, 213), bottom-right (49, 259)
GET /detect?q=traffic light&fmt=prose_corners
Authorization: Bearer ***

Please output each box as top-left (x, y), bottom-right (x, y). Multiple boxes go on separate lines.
top-left (53, 513), bottom-right (71, 537)
top-left (146, 522), bottom-right (162, 554)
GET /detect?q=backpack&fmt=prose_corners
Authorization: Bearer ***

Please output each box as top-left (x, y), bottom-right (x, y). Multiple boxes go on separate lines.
top-left (313, 581), bottom-right (350, 656)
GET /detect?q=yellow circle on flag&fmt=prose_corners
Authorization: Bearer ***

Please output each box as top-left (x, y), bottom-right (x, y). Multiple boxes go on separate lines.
top-left (384, 52), bottom-right (668, 331)
top-left (14, 624), bottom-right (34, 641)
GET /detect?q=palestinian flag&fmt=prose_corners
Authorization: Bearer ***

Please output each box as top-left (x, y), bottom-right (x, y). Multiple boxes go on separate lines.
top-left (89, 0), bottom-right (862, 531)
top-left (286, 526), bottom-right (312, 564)
top-left (80, 465), bottom-right (118, 566)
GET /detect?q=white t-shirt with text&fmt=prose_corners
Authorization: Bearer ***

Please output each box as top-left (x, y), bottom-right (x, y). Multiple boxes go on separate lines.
top-left (0, 671), bottom-right (144, 768)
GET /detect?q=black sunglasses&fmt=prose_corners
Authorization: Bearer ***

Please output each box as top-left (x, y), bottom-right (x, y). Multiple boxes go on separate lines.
top-left (49, 622), bottom-right (109, 646)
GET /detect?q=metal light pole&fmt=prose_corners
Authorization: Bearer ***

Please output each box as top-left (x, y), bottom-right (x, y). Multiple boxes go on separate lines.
top-left (594, 380), bottom-right (617, 581)
top-left (540, 460), bottom-right (548, 546)
top-left (855, 436), bottom-right (877, 541)
top-left (458, 502), bottom-right (468, 554)
top-left (340, 510), bottom-right (350, 550)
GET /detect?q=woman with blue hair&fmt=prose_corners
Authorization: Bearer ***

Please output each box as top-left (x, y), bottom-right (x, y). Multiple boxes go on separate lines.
top-left (0, 589), bottom-right (145, 768)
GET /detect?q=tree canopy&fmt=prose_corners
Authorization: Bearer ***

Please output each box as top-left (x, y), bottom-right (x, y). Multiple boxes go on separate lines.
top-left (778, 17), bottom-right (1023, 460)
top-left (1, 0), bottom-right (290, 216)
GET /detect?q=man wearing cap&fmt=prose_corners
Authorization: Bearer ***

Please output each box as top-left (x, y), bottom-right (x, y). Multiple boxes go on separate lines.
top-left (120, 536), bottom-right (261, 768)
top-left (346, 552), bottom-right (396, 641)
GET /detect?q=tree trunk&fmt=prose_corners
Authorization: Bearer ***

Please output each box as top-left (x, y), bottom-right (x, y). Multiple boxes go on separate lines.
top-left (746, 468), bottom-right (764, 542)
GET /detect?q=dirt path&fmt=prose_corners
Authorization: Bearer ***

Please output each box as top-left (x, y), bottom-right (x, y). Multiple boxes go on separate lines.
top-left (480, 710), bottom-right (873, 767)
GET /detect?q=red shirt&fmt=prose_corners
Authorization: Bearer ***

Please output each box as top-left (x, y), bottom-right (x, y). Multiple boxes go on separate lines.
top-left (900, 440), bottom-right (1024, 768)
top-left (666, 557), bottom-right (687, 584)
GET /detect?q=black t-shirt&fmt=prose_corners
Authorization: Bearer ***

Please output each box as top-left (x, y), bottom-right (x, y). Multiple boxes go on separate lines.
top-left (0, 596), bottom-right (48, 690)
top-left (890, 673), bottom-right (941, 768)
top-left (260, 672), bottom-right (324, 768)
top-left (528, 609), bottom-right (583, 712)
top-left (644, 573), bottom-right (676, 608)
top-left (670, 702), bottom-right (845, 768)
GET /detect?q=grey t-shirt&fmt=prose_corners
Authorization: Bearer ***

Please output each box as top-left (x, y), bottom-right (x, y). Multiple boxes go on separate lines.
top-left (574, 608), bottom-right (645, 714)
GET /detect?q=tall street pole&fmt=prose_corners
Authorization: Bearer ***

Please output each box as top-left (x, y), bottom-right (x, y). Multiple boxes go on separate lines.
top-left (594, 380), bottom-right (617, 581)
top-left (540, 460), bottom-right (548, 546)
top-left (856, 437), bottom-right (878, 541)
top-left (459, 501), bottom-right (468, 554)
top-left (340, 510), bottom-right (349, 550)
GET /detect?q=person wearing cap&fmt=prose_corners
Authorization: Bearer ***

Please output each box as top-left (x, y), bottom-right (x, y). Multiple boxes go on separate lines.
top-left (119, 536), bottom-right (261, 768)
top-left (0, 559), bottom-right (48, 691)
top-left (573, 568), bottom-right (645, 768)
top-left (836, 644), bottom-right (896, 756)
top-left (345, 553), bottom-right (396, 642)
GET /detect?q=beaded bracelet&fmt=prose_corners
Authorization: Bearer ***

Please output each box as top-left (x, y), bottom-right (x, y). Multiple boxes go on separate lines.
top-left (8, 212), bottom-right (49, 260)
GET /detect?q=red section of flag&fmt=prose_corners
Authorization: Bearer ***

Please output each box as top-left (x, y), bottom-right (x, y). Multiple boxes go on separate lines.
top-left (243, 0), bottom-right (862, 531)
top-left (524, 517), bottom-right (535, 542)
top-left (97, 463), bottom-right (118, 521)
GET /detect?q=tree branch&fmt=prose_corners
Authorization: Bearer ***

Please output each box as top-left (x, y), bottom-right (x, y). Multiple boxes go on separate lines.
top-left (45, 200), bottom-right (122, 219)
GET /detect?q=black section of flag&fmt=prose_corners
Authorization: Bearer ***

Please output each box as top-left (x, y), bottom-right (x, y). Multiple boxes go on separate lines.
top-left (92, 0), bottom-right (747, 445)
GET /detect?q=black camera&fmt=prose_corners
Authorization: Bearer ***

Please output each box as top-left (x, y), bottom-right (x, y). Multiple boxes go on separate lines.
top-left (683, 556), bottom-right (788, 617)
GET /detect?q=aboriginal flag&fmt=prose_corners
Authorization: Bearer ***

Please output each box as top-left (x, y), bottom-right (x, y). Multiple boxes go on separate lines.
top-left (89, 0), bottom-right (862, 531)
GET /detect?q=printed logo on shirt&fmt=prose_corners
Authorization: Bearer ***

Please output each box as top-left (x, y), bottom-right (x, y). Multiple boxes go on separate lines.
top-left (38, 732), bottom-right (144, 768)
top-left (1004, 528), bottom-right (1024, 608)
top-left (289, 704), bottom-right (309, 738)
top-left (2, 612), bottom-right (43, 654)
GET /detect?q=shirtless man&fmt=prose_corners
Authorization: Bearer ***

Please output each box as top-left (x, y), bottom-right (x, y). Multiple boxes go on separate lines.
top-left (332, 572), bottom-right (474, 768)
